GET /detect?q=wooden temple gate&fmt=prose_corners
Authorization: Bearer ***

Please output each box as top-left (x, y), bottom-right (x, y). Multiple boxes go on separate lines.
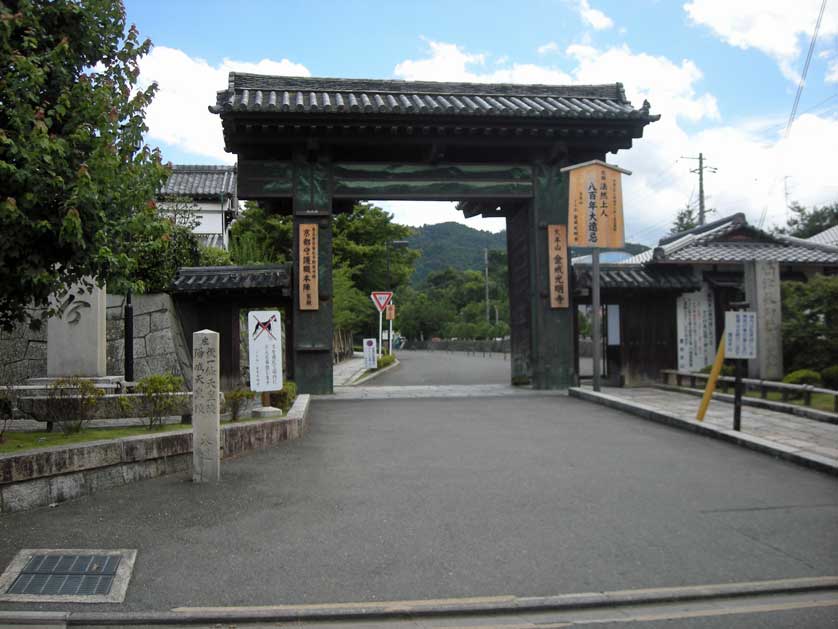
top-left (211, 75), bottom-right (657, 394)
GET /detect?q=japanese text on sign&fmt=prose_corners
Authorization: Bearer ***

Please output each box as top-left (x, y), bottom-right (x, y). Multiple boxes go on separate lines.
top-left (725, 311), bottom-right (757, 359)
top-left (363, 338), bottom-right (378, 369)
top-left (192, 333), bottom-right (219, 416)
top-left (562, 160), bottom-right (628, 249)
top-left (299, 223), bottom-right (319, 310)
top-left (547, 225), bottom-right (569, 309)
top-left (248, 310), bottom-right (283, 392)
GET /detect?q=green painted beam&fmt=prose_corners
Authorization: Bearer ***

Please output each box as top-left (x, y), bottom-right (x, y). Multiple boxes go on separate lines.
top-left (238, 160), bottom-right (294, 198)
top-left (333, 179), bottom-right (532, 200)
top-left (333, 163), bottom-right (532, 181)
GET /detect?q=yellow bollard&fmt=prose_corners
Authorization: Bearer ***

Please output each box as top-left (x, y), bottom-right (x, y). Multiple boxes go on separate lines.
top-left (697, 337), bottom-right (725, 422)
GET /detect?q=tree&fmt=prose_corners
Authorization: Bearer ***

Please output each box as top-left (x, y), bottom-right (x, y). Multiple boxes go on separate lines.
top-left (670, 206), bottom-right (699, 235)
top-left (229, 202), bottom-right (292, 265)
top-left (781, 275), bottom-right (838, 373)
top-left (774, 201), bottom-right (838, 239)
top-left (332, 265), bottom-right (370, 333)
top-left (0, 0), bottom-right (168, 330)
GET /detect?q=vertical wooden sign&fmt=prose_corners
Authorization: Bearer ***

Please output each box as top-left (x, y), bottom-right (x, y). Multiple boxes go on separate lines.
top-left (562, 160), bottom-right (630, 249)
top-left (548, 225), bottom-right (569, 309)
top-left (299, 223), bottom-right (319, 310)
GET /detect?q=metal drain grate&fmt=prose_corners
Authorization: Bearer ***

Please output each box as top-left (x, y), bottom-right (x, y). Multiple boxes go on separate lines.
top-left (7, 554), bottom-right (121, 596)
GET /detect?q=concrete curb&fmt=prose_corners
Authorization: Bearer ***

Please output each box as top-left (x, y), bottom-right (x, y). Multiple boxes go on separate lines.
top-left (349, 358), bottom-right (401, 386)
top-left (569, 387), bottom-right (838, 477)
top-left (654, 383), bottom-right (838, 425)
top-left (27, 576), bottom-right (838, 626)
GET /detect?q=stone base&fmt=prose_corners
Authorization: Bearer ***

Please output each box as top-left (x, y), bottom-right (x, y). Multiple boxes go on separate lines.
top-left (252, 406), bottom-right (283, 419)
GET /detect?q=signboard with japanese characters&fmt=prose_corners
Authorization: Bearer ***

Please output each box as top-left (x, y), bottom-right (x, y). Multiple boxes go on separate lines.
top-left (363, 338), bottom-right (378, 369)
top-left (547, 225), bottom-right (569, 309)
top-left (561, 160), bottom-right (629, 249)
top-left (385, 304), bottom-right (396, 320)
top-left (725, 311), bottom-right (757, 359)
top-left (247, 310), bottom-right (283, 392)
top-left (299, 223), bottom-right (319, 310)
top-left (676, 284), bottom-right (716, 371)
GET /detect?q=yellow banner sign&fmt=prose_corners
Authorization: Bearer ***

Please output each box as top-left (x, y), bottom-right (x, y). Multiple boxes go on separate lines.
top-left (299, 223), bottom-right (319, 310)
top-left (563, 160), bottom-right (629, 249)
top-left (385, 304), bottom-right (396, 321)
top-left (548, 225), bottom-right (569, 309)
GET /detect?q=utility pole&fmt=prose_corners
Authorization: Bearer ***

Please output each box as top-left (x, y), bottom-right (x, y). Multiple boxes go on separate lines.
top-left (681, 153), bottom-right (717, 225)
top-left (484, 248), bottom-right (490, 323)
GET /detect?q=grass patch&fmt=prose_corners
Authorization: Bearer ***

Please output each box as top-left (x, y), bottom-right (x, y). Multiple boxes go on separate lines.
top-left (0, 423), bottom-right (188, 454)
top-left (744, 390), bottom-right (836, 413)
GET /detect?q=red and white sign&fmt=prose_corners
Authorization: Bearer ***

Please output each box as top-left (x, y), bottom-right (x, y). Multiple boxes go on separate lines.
top-left (370, 291), bottom-right (393, 313)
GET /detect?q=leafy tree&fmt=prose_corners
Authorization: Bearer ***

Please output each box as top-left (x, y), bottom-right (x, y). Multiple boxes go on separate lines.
top-left (0, 0), bottom-right (167, 330)
top-left (774, 201), bottom-right (838, 239)
top-left (781, 275), bottom-right (838, 372)
top-left (229, 202), bottom-right (292, 264)
top-left (670, 206), bottom-right (699, 235)
top-left (332, 265), bottom-right (369, 333)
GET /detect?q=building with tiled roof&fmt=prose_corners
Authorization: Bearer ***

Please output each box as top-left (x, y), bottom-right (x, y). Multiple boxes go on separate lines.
top-left (158, 165), bottom-right (238, 249)
top-left (573, 213), bottom-right (838, 385)
top-left (807, 224), bottom-right (838, 248)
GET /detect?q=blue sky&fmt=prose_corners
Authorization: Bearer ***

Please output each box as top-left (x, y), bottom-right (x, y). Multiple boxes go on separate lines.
top-left (126, 0), bottom-right (838, 244)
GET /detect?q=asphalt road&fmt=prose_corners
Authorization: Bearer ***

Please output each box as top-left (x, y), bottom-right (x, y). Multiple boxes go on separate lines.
top-left (0, 365), bottom-right (835, 614)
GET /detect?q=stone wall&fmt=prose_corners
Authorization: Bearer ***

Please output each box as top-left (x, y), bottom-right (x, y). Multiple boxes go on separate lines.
top-left (0, 321), bottom-right (47, 384)
top-left (0, 294), bottom-right (191, 387)
top-left (106, 294), bottom-right (192, 385)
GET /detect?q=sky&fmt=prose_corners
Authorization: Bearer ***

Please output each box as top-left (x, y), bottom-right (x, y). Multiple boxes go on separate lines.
top-left (125, 0), bottom-right (838, 245)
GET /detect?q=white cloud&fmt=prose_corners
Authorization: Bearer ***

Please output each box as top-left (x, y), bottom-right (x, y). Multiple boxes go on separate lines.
top-left (828, 58), bottom-right (838, 82)
top-left (138, 46), bottom-right (310, 162)
top-left (377, 201), bottom-right (506, 233)
top-left (684, 0), bottom-right (838, 81)
top-left (577, 0), bottom-right (614, 30)
top-left (391, 39), bottom-right (837, 243)
top-left (538, 41), bottom-right (560, 55)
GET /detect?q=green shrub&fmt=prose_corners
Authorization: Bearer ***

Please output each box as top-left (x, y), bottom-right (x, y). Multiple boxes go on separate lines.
top-left (377, 353), bottom-right (396, 369)
top-left (198, 245), bottom-right (233, 267)
top-left (268, 381), bottom-right (297, 413)
top-left (821, 366), bottom-right (838, 390)
top-left (782, 369), bottom-right (822, 386)
top-left (136, 374), bottom-right (184, 429)
top-left (699, 363), bottom-right (735, 377)
top-left (46, 377), bottom-right (104, 435)
top-left (224, 387), bottom-right (256, 421)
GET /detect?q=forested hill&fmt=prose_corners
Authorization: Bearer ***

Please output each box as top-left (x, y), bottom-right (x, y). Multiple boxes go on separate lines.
top-left (407, 221), bottom-right (649, 285)
top-left (408, 222), bottom-right (506, 285)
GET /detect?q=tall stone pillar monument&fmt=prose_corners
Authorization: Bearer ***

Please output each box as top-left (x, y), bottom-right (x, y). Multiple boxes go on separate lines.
top-left (47, 282), bottom-right (107, 377)
top-left (743, 261), bottom-right (783, 380)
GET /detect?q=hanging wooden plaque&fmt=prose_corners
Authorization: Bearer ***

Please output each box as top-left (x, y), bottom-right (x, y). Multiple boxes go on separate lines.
top-left (299, 223), bottom-right (319, 310)
top-left (548, 225), bottom-right (569, 309)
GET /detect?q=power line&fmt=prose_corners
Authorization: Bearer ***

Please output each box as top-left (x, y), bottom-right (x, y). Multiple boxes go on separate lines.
top-left (785, 0), bottom-right (828, 139)
top-left (681, 153), bottom-right (718, 225)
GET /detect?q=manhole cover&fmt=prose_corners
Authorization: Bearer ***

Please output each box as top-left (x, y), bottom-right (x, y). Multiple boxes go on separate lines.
top-left (0, 549), bottom-right (136, 603)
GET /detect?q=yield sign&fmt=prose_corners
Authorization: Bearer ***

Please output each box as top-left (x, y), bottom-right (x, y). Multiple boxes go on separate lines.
top-left (370, 291), bottom-right (393, 312)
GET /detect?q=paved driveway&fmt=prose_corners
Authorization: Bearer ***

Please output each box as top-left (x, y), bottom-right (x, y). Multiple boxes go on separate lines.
top-left (0, 392), bottom-right (835, 613)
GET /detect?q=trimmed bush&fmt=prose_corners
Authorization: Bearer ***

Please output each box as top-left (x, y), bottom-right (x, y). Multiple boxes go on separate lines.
top-left (136, 374), bottom-right (184, 429)
top-left (377, 353), bottom-right (396, 369)
top-left (820, 366), bottom-right (838, 390)
top-left (224, 387), bottom-right (256, 421)
top-left (699, 363), bottom-right (735, 377)
top-left (268, 381), bottom-right (297, 413)
top-left (782, 369), bottom-right (822, 387)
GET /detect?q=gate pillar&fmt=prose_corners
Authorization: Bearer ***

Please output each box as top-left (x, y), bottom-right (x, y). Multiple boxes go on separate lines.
top-left (529, 162), bottom-right (576, 389)
top-left (292, 157), bottom-right (334, 394)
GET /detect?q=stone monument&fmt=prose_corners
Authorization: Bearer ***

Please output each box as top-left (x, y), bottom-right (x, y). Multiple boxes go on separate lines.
top-left (47, 281), bottom-right (107, 377)
top-left (743, 260), bottom-right (783, 380)
top-left (192, 329), bottom-right (221, 483)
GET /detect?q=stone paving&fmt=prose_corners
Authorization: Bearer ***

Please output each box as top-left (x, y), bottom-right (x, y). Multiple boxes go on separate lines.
top-left (323, 383), bottom-right (566, 400)
top-left (332, 352), bottom-right (366, 386)
top-left (587, 386), bottom-right (838, 464)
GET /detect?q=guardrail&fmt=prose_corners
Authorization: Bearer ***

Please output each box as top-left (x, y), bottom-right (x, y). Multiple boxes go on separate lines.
top-left (660, 369), bottom-right (838, 413)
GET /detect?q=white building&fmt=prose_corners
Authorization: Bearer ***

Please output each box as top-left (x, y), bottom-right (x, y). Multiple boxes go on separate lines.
top-left (159, 165), bottom-right (238, 249)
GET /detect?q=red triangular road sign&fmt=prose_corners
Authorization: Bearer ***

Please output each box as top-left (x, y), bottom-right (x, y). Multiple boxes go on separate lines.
top-left (370, 291), bottom-right (393, 312)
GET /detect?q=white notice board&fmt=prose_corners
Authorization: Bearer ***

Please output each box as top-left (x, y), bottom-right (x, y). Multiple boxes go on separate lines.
top-left (363, 338), bottom-right (378, 369)
top-left (725, 311), bottom-right (757, 359)
top-left (247, 310), bottom-right (283, 392)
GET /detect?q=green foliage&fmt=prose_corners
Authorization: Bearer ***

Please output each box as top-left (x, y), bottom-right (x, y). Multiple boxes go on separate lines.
top-left (0, 0), bottom-right (168, 330)
top-left (408, 221), bottom-right (506, 285)
top-left (224, 387), bottom-right (255, 422)
top-left (782, 369), bottom-right (821, 386)
top-left (110, 202), bottom-right (200, 293)
top-left (41, 377), bottom-right (104, 435)
top-left (820, 366), bottom-right (838, 390)
top-left (136, 373), bottom-right (183, 429)
top-left (377, 353), bottom-right (396, 369)
top-left (670, 206), bottom-right (699, 235)
top-left (781, 275), bottom-right (838, 372)
top-left (198, 245), bottom-right (233, 267)
top-left (268, 380), bottom-right (297, 413)
top-left (332, 265), bottom-right (370, 333)
top-left (774, 201), bottom-right (838, 239)
top-left (699, 363), bottom-right (735, 377)
top-left (229, 201), bottom-right (292, 264)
